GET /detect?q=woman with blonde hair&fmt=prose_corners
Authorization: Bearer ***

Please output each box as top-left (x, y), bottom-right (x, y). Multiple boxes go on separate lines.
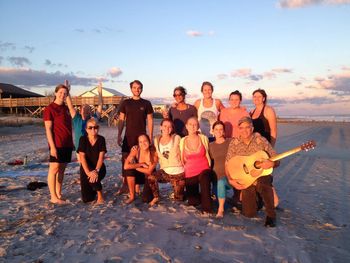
top-left (78, 117), bottom-right (107, 204)
top-left (180, 117), bottom-right (213, 213)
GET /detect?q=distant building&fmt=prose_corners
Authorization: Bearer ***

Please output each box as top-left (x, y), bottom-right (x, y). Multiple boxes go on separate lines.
top-left (0, 83), bottom-right (44, 98)
top-left (79, 86), bottom-right (125, 97)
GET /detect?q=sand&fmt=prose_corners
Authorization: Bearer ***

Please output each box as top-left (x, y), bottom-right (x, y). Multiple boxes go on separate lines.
top-left (0, 120), bottom-right (349, 262)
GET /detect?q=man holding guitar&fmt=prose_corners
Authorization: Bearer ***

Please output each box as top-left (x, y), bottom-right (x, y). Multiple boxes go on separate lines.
top-left (225, 116), bottom-right (279, 227)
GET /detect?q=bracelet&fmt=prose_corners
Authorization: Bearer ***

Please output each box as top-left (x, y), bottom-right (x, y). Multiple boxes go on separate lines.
top-left (95, 168), bottom-right (99, 173)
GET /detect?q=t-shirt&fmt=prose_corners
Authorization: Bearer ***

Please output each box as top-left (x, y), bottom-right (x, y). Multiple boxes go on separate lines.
top-left (169, 105), bottom-right (197, 137)
top-left (209, 139), bottom-right (231, 180)
top-left (219, 108), bottom-right (249, 138)
top-left (43, 102), bottom-right (74, 148)
top-left (78, 135), bottom-right (107, 170)
top-left (118, 98), bottom-right (154, 152)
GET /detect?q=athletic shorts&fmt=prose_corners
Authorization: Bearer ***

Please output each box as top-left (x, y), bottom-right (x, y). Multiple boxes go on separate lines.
top-left (49, 147), bottom-right (73, 163)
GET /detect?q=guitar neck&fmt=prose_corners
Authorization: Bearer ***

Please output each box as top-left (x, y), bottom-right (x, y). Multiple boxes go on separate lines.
top-left (269, 146), bottom-right (303, 162)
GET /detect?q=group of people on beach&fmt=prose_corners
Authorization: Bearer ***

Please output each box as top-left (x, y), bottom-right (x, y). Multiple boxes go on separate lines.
top-left (43, 80), bottom-right (280, 227)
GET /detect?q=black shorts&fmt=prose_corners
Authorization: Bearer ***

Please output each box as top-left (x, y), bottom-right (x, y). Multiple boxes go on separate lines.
top-left (49, 147), bottom-right (73, 163)
top-left (124, 169), bottom-right (145, 185)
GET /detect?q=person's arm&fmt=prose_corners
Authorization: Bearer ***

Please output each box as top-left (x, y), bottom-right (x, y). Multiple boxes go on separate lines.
top-left (136, 152), bottom-right (158, 175)
top-left (117, 112), bottom-right (125, 146)
top-left (44, 120), bottom-right (57, 158)
top-left (96, 81), bottom-right (103, 116)
top-left (265, 106), bottom-right (277, 147)
top-left (124, 148), bottom-right (144, 170)
top-left (194, 99), bottom-right (200, 110)
top-left (216, 99), bottom-right (225, 112)
top-left (147, 113), bottom-right (153, 141)
top-left (65, 80), bottom-right (76, 119)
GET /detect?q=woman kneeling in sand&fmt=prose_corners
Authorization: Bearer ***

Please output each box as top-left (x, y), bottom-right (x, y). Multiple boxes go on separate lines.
top-left (179, 117), bottom-right (213, 213)
top-left (124, 134), bottom-right (158, 205)
top-left (147, 119), bottom-right (185, 205)
top-left (78, 118), bottom-right (107, 204)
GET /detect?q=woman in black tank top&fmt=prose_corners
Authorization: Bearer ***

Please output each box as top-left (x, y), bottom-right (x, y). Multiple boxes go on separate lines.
top-left (250, 89), bottom-right (277, 147)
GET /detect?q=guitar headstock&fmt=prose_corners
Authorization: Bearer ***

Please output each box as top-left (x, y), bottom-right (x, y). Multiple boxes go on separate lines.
top-left (301, 140), bottom-right (316, 151)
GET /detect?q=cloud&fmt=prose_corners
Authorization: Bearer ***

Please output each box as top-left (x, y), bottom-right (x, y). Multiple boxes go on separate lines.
top-left (293, 81), bottom-right (302, 86)
top-left (74, 28), bottom-right (85, 33)
top-left (0, 56), bottom-right (3, 64)
top-left (278, 0), bottom-right (350, 8)
top-left (306, 68), bottom-right (350, 94)
top-left (8, 56), bottom-right (31, 67)
top-left (0, 41), bottom-right (16, 51)
top-left (271, 68), bottom-right (293, 73)
top-left (263, 72), bottom-right (277, 79)
top-left (208, 30), bottom-right (215, 36)
top-left (24, 46), bottom-right (35, 53)
top-left (217, 73), bottom-right (228, 80)
top-left (44, 59), bottom-right (67, 68)
top-left (186, 30), bottom-right (203, 37)
top-left (108, 67), bottom-right (123, 78)
top-left (0, 67), bottom-right (100, 87)
top-left (231, 68), bottom-right (252, 78)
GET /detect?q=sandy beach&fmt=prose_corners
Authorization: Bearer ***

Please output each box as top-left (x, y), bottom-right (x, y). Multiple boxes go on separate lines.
top-left (0, 119), bottom-right (349, 262)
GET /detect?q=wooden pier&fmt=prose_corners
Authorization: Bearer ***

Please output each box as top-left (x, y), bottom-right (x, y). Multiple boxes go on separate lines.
top-left (0, 95), bottom-right (126, 126)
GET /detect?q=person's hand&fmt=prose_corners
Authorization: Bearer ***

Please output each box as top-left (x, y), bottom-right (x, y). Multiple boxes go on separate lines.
top-left (140, 162), bottom-right (149, 168)
top-left (259, 159), bottom-right (274, 170)
top-left (130, 145), bottom-right (139, 153)
top-left (117, 136), bottom-right (123, 147)
top-left (88, 170), bottom-right (98, 183)
top-left (97, 81), bottom-right (102, 94)
top-left (64, 80), bottom-right (71, 92)
top-left (50, 148), bottom-right (58, 159)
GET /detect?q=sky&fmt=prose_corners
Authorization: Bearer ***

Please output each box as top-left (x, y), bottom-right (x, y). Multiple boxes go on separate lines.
top-left (0, 0), bottom-right (350, 116)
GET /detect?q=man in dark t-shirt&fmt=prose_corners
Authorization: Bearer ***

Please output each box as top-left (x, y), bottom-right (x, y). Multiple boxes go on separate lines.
top-left (116, 80), bottom-right (154, 195)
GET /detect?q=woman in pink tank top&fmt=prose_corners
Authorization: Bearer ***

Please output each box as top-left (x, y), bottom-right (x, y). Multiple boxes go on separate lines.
top-left (179, 117), bottom-right (213, 213)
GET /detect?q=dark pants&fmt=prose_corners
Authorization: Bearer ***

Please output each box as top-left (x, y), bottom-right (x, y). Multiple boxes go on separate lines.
top-left (185, 169), bottom-right (212, 213)
top-left (80, 166), bottom-right (106, 203)
top-left (241, 175), bottom-right (275, 219)
top-left (148, 170), bottom-right (185, 201)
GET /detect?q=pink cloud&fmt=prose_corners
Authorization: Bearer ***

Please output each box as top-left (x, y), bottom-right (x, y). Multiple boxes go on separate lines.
top-left (108, 67), bottom-right (122, 78)
top-left (231, 68), bottom-right (252, 78)
top-left (186, 30), bottom-right (202, 37)
top-left (278, 0), bottom-right (350, 9)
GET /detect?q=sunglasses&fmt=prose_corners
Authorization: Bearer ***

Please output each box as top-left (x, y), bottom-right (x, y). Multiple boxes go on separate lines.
top-left (87, 125), bottom-right (99, 130)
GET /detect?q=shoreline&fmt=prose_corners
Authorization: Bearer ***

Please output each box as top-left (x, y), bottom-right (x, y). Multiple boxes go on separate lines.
top-left (0, 115), bottom-right (349, 128)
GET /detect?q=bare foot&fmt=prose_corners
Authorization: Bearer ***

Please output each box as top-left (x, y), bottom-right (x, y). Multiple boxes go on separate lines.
top-left (50, 198), bottom-right (67, 205)
top-left (216, 210), bottom-right (224, 218)
top-left (96, 198), bottom-right (105, 205)
top-left (115, 187), bottom-right (128, 196)
top-left (125, 198), bottom-right (135, 204)
top-left (149, 197), bottom-right (159, 207)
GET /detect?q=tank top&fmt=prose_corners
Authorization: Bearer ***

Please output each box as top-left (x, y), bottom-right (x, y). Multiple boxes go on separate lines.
top-left (250, 105), bottom-right (271, 142)
top-left (184, 143), bottom-right (210, 178)
top-left (198, 99), bottom-right (219, 137)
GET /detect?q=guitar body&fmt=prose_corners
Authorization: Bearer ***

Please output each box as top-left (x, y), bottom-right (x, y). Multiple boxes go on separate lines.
top-left (227, 150), bottom-right (273, 189)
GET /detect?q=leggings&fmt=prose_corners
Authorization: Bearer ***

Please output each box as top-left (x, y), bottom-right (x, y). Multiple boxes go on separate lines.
top-left (217, 177), bottom-right (231, 199)
top-left (185, 169), bottom-right (212, 213)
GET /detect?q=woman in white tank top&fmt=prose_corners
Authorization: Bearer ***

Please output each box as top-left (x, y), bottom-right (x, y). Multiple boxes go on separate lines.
top-left (194, 81), bottom-right (225, 139)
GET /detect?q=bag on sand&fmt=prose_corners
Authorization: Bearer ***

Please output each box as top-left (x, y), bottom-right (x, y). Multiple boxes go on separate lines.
top-left (27, 181), bottom-right (48, 191)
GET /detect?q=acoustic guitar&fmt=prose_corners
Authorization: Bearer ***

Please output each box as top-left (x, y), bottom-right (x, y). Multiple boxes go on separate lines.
top-left (227, 140), bottom-right (316, 189)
